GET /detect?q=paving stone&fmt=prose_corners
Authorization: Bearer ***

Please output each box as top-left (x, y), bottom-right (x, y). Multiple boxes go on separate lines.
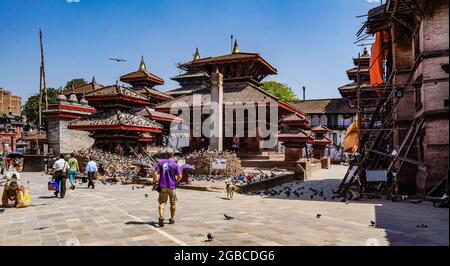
top-left (1, 168), bottom-right (448, 246)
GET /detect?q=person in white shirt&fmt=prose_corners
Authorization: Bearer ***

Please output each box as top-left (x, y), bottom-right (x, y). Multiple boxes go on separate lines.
top-left (85, 157), bottom-right (98, 189)
top-left (52, 154), bottom-right (68, 198)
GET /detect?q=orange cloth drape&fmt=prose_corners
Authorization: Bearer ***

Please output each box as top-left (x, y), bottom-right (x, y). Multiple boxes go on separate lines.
top-left (370, 32), bottom-right (384, 90)
top-left (343, 119), bottom-right (359, 153)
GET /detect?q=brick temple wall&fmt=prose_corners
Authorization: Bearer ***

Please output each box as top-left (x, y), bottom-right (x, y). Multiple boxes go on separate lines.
top-left (414, 0), bottom-right (449, 196)
top-left (391, 23), bottom-right (418, 193)
top-left (47, 119), bottom-right (94, 154)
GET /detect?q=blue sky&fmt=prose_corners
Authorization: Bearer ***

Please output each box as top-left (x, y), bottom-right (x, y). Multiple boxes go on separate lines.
top-left (0, 0), bottom-right (382, 102)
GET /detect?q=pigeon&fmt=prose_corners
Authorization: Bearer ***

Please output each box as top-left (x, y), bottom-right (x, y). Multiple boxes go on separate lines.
top-left (319, 191), bottom-right (324, 197)
top-left (316, 214), bottom-right (322, 218)
top-left (370, 221), bottom-right (376, 227)
top-left (144, 194), bottom-right (148, 198)
top-left (224, 214), bottom-right (234, 220)
top-left (323, 197), bottom-right (327, 200)
top-left (0, 208), bottom-right (5, 214)
top-left (109, 58), bottom-right (127, 62)
top-left (417, 224), bottom-right (428, 228)
top-left (285, 191), bottom-right (291, 197)
top-left (310, 195), bottom-right (314, 199)
top-left (132, 186), bottom-right (135, 190)
top-left (207, 233), bottom-right (215, 241)
top-left (345, 200), bottom-right (349, 205)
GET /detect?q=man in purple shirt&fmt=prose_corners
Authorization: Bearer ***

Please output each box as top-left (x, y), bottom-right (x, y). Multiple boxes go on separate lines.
top-left (152, 148), bottom-right (182, 227)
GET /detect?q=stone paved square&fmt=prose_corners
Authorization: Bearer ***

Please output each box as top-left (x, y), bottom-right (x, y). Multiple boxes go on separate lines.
top-left (0, 166), bottom-right (448, 246)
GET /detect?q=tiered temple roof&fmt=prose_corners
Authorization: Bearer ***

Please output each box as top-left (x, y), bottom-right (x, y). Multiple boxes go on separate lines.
top-left (120, 56), bottom-right (165, 87)
top-left (338, 48), bottom-right (378, 108)
top-left (62, 76), bottom-right (104, 98)
top-left (68, 110), bottom-right (162, 133)
top-left (179, 41), bottom-right (277, 84)
top-left (84, 85), bottom-right (149, 108)
top-left (159, 43), bottom-right (303, 114)
top-left (120, 57), bottom-right (172, 104)
top-left (135, 107), bottom-right (183, 124)
top-left (68, 81), bottom-right (165, 151)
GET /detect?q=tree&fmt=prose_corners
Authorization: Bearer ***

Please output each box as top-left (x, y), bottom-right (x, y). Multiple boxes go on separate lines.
top-left (65, 78), bottom-right (87, 89)
top-left (260, 81), bottom-right (298, 102)
top-left (23, 87), bottom-right (60, 128)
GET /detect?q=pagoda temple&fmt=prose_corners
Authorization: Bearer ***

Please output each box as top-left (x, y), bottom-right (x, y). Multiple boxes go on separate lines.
top-left (338, 48), bottom-right (379, 108)
top-left (277, 114), bottom-right (313, 162)
top-left (167, 48), bottom-right (210, 97)
top-left (156, 41), bottom-right (308, 153)
top-left (67, 85), bottom-right (163, 154)
top-left (311, 126), bottom-right (332, 159)
top-left (120, 57), bottom-right (173, 106)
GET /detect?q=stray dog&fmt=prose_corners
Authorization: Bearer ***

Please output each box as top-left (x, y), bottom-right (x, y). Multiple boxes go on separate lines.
top-left (225, 179), bottom-right (236, 200)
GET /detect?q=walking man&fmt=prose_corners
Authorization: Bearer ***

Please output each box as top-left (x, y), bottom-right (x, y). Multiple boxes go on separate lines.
top-left (52, 154), bottom-right (68, 198)
top-left (85, 157), bottom-right (98, 189)
top-left (68, 153), bottom-right (79, 190)
top-left (152, 148), bottom-right (182, 227)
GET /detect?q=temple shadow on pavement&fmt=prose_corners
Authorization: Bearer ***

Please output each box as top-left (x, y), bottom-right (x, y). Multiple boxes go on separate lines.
top-left (230, 174), bottom-right (449, 246)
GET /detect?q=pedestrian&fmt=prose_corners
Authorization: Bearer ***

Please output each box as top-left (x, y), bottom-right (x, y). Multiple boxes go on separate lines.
top-left (52, 154), bottom-right (68, 198)
top-left (0, 153), bottom-right (5, 175)
top-left (67, 153), bottom-right (79, 190)
top-left (85, 157), bottom-right (98, 189)
top-left (152, 148), bottom-right (182, 227)
top-left (232, 135), bottom-right (240, 153)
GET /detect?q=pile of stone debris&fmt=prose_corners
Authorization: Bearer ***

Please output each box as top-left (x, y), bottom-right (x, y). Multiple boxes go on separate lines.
top-left (185, 149), bottom-right (245, 178)
top-left (74, 148), bottom-right (155, 184)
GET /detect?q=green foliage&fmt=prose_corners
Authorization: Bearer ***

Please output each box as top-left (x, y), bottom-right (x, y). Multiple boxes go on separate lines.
top-left (65, 78), bottom-right (87, 89)
top-left (260, 81), bottom-right (298, 102)
top-left (23, 88), bottom-right (60, 127)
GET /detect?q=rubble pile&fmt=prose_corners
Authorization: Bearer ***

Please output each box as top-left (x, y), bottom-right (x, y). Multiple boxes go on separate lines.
top-left (185, 149), bottom-right (244, 178)
top-left (301, 158), bottom-right (322, 164)
top-left (74, 148), bottom-right (155, 184)
top-left (189, 174), bottom-right (230, 182)
top-left (239, 169), bottom-right (286, 184)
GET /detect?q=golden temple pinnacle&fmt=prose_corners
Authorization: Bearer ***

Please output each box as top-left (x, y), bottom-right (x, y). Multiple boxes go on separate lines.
top-left (232, 40), bottom-right (240, 54)
top-left (139, 56), bottom-right (147, 71)
top-left (193, 47), bottom-right (200, 61)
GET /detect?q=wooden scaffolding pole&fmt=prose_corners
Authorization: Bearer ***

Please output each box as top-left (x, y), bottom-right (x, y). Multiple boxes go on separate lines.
top-left (38, 28), bottom-right (48, 130)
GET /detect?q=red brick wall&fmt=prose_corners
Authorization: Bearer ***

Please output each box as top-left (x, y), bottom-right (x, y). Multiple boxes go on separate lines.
top-left (413, 0), bottom-right (449, 196)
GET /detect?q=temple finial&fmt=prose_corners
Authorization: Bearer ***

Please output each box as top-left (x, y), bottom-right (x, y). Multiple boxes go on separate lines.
top-left (193, 47), bottom-right (200, 61)
top-left (232, 40), bottom-right (240, 54)
top-left (92, 76), bottom-right (96, 84)
top-left (139, 56), bottom-right (147, 71)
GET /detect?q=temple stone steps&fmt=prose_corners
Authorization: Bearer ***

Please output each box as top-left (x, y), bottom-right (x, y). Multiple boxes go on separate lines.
top-left (238, 152), bottom-right (285, 168)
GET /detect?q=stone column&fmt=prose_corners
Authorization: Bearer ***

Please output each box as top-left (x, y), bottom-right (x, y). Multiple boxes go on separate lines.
top-left (210, 69), bottom-right (224, 151)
